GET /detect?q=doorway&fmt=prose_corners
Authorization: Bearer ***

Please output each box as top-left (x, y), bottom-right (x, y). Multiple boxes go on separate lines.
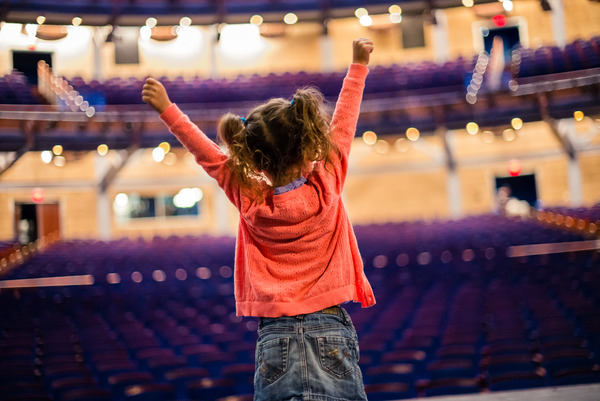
top-left (15, 203), bottom-right (60, 245)
top-left (12, 50), bottom-right (53, 85)
top-left (494, 173), bottom-right (538, 216)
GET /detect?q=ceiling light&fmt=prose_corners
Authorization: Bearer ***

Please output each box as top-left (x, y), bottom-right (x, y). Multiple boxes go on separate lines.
top-left (145, 17), bottom-right (157, 28)
top-left (359, 15), bottom-right (372, 27)
top-left (355, 8), bottom-right (368, 18)
top-left (250, 15), bottom-right (263, 25)
top-left (179, 17), bottom-right (192, 27)
top-left (388, 5), bottom-right (402, 14)
top-left (362, 131), bottom-right (377, 145)
top-left (406, 127), bottom-right (420, 141)
top-left (284, 13), bottom-right (298, 25)
top-left (466, 122), bottom-right (479, 135)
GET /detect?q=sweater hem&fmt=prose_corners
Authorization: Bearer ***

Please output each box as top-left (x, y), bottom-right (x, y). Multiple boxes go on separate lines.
top-left (235, 284), bottom-right (374, 317)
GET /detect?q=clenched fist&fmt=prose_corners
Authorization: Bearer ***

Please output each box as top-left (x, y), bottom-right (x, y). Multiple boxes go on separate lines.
top-left (353, 38), bottom-right (374, 66)
top-left (142, 77), bottom-right (172, 114)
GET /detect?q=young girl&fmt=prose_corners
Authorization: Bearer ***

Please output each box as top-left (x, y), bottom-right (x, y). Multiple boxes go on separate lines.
top-left (143, 38), bottom-right (375, 401)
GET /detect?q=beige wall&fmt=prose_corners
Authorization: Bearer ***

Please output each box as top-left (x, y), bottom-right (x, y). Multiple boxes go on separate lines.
top-left (581, 154), bottom-right (600, 204)
top-left (1, 122), bottom-right (599, 240)
top-left (345, 169), bottom-right (450, 223)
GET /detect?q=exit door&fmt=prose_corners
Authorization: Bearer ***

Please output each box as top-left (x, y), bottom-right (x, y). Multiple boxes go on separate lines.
top-left (16, 203), bottom-right (60, 245)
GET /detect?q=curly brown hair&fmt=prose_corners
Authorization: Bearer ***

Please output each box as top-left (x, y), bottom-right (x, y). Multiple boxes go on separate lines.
top-left (217, 86), bottom-right (339, 202)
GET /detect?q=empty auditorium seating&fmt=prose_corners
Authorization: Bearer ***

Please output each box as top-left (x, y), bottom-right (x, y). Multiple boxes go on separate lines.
top-left (1, 212), bottom-right (600, 400)
top-left (512, 37), bottom-right (600, 78)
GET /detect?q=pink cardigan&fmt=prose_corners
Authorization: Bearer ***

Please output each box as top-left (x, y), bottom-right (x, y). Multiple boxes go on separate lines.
top-left (160, 63), bottom-right (376, 317)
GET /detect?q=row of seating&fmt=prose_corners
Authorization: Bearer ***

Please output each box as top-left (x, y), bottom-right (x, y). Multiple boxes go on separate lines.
top-left (0, 71), bottom-right (39, 105)
top-left (6, 0), bottom-right (396, 18)
top-left (1, 212), bottom-right (599, 400)
top-left (2, 36), bottom-right (599, 107)
top-left (513, 38), bottom-right (600, 77)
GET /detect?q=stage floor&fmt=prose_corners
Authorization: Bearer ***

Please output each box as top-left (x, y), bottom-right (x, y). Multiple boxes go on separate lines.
top-left (405, 384), bottom-right (600, 401)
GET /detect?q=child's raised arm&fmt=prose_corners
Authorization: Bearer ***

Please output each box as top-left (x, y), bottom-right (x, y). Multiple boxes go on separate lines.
top-left (142, 77), bottom-right (241, 207)
top-left (353, 38), bottom-right (373, 66)
top-left (329, 38), bottom-right (373, 151)
top-left (142, 77), bottom-right (172, 114)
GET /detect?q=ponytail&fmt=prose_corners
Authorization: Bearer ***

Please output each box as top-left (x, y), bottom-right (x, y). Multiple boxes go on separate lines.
top-left (290, 87), bottom-right (337, 165)
top-left (217, 112), bottom-right (245, 149)
top-left (217, 86), bottom-right (338, 202)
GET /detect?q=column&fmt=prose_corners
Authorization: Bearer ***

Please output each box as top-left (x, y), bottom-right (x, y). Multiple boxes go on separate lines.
top-left (213, 184), bottom-right (232, 235)
top-left (443, 130), bottom-right (462, 219)
top-left (558, 118), bottom-right (583, 207)
top-left (568, 157), bottom-right (583, 207)
top-left (432, 9), bottom-right (450, 64)
top-left (209, 25), bottom-right (219, 79)
top-left (320, 21), bottom-right (334, 73)
top-left (95, 153), bottom-right (112, 240)
top-left (97, 190), bottom-right (112, 240)
top-left (92, 27), bottom-right (106, 81)
top-left (549, 0), bottom-right (566, 48)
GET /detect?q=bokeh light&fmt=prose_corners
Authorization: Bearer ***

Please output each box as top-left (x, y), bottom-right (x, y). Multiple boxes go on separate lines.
top-left (362, 131), bottom-right (377, 145)
top-left (394, 137), bottom-right (411, 152)
top-left (284, 13), bottom-right (298, 25)
top-left (466, 122), bottom-right (479, 135)
top-left (503, 129), bottom-right (517, 142)
top-left (359, 15), bottom-right (373, 27)
top-left (159, 141), bottom-right (171, 153)
top-left (406, 127), bottom-right (420, 141)
top-left (180, 17), bottom-right (192, 27)
top-left (250, 15), bottom-right (263, 25)
top-left (511, 117), bottom-right (523, 130)
top-left (355, 8), bottom-right (368, 18)
top-left (152, 147), bottom-right (166, 162)
top-left (374, 139), bottom-right (390, 154)
top-left (196, 267), bottom-right (211, 279)
top-left (97, 144), bottom-right (109, 156)
top-left (41, 150), bottom-right (53, 164)
top-left (389, 5), bottom-right (402, 14)
top-left (146, 17), bottom-right (157, 28)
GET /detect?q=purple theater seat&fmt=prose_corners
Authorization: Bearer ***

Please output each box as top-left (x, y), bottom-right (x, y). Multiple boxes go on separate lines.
top-left (123, 382), bottom-right (176, 401)
top-left (50, 376), bottom-right (99, 400)
top-left (145, 355), bottom-right (187, 378)
top-left (365, 363), bottom-right (416, 385)
top-left (554, 366), bottom-right (600, 385)
top-left (61, 387), bottom-right (113, 401)
top-left (418, 377), bottom-right (480, 397)
top-left (364, 382), bottom-right (413, 401)
top-left (107, 371), bottom-right (155, 397)
top-left (186, 377), bottom-right (236, 401)
top-left (427, 358), bottom-right (478, 379)
top-left (488, 370), bottom-right (546, 391)
top-left (221, 363), bottom-right (255, 394)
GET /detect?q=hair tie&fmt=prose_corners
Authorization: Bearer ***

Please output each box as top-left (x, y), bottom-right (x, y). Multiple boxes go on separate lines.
top-left (240, 117), bottom-right (247, 125)
top-left (290, 99), bottom-right (295, 106)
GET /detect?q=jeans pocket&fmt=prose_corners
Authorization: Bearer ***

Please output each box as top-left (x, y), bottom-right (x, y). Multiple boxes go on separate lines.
top-left (317, 336), bottom-right (357, 379)
top-left (257, 337), bottom-right (290, 384)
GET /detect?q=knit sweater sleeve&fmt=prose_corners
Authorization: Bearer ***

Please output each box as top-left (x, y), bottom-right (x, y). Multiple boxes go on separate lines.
top-left (327, 63), bottom-right (369, 191)
top-left (160, 104), bottom-right (240, 205)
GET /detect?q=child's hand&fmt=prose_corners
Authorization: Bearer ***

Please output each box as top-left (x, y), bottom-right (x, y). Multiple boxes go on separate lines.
top-left (353, 38), bottom-right (374, 66)
top-left (142, 77), bottom-right (172, 114)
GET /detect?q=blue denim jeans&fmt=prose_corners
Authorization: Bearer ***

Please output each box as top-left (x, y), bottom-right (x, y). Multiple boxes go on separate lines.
top-left (254, 306), bottom-right (368, 401)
